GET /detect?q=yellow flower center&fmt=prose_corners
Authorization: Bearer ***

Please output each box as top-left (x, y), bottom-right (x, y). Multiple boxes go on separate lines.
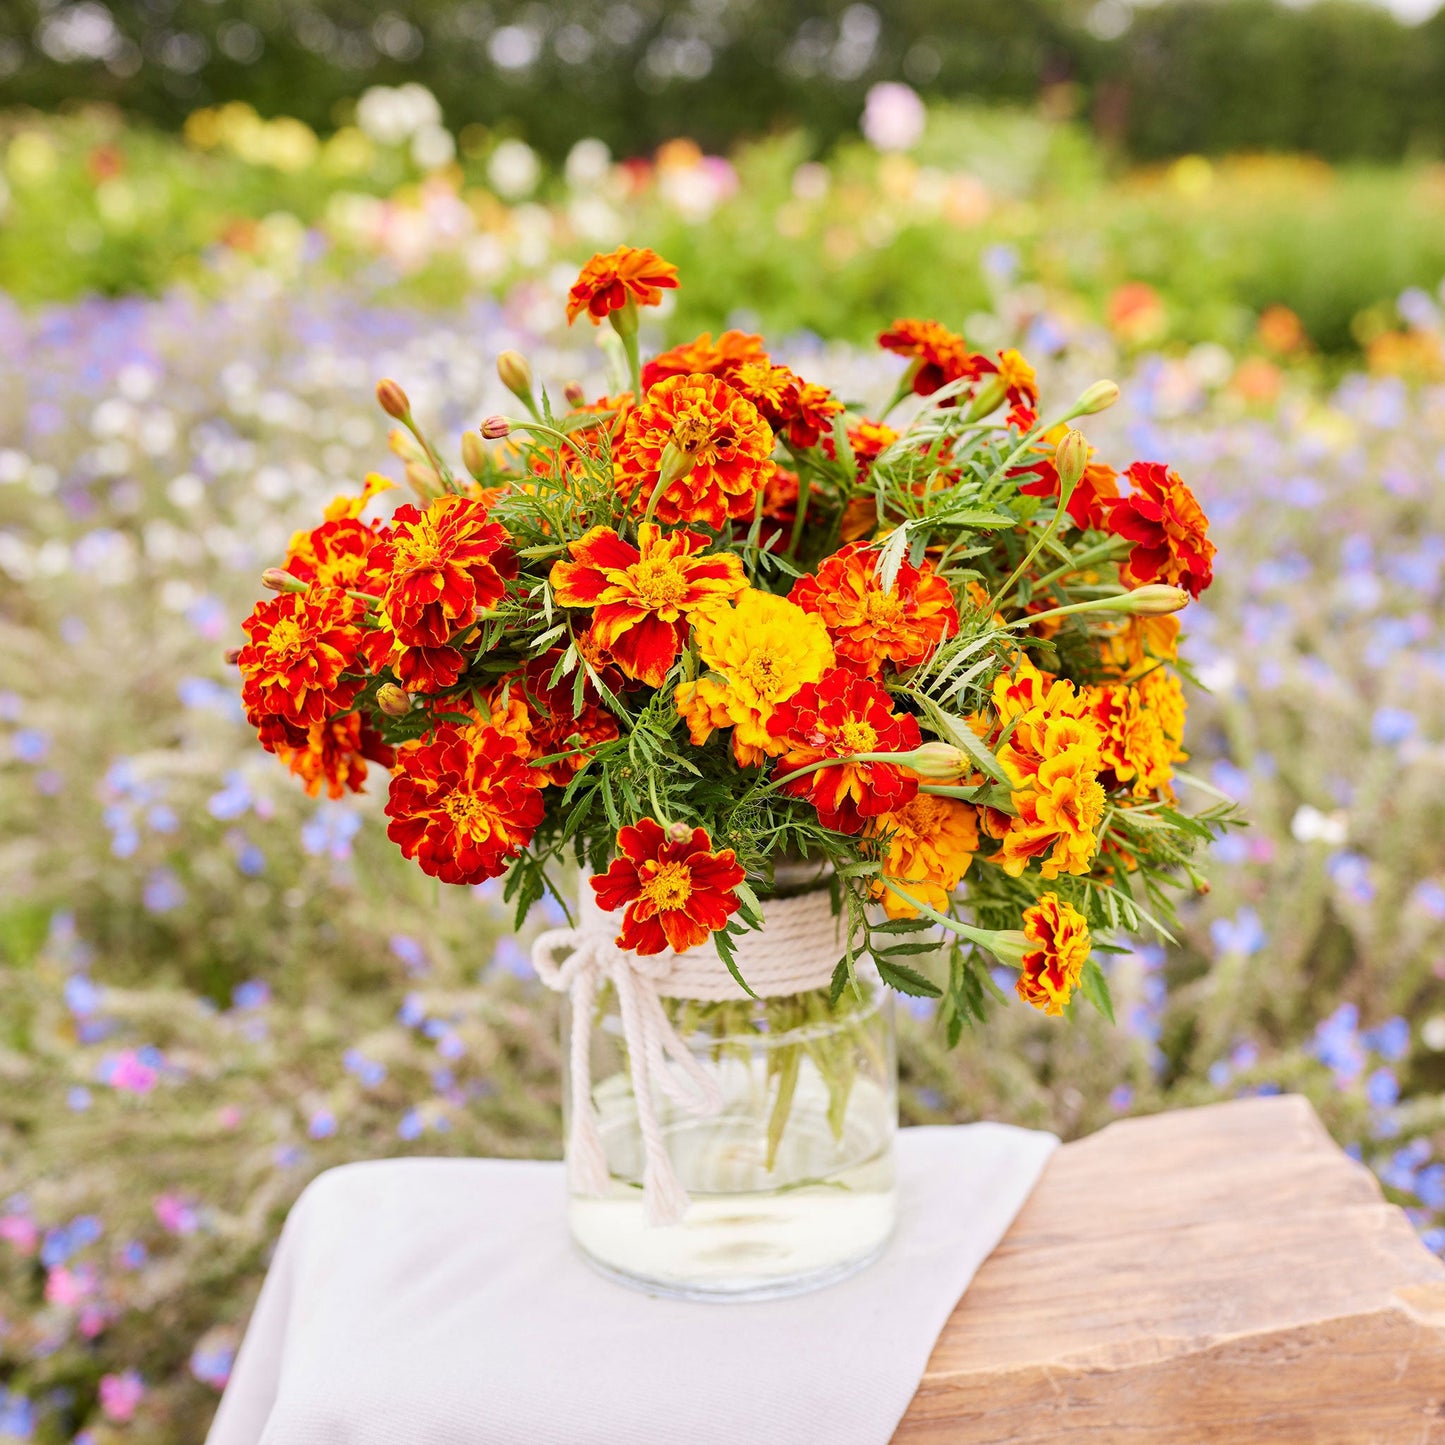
top-left (629, 557), bottom-right (690, 610)
top-left (839, 719), bottom-right (878, 753)
top-left (640, 860), bottom-right (693, 911)
top-left (393, 518), bottom-right (445, 573)
top-left (738, 647), bottom-right (785, 700)
top-left (442, 789), bottom-right (492, 841)
top-left (864, 591), bottom-right (905, 625)
top-left (670, 405), bottom-right (714, 453)
top-left (267, 617), bottom-right (306, 656)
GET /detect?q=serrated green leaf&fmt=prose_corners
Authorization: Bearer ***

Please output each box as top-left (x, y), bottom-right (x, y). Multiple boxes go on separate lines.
top-left (875, 958), bottom-right (942, 998)
top-left (1080, 959), bottom-right (1115, 1024)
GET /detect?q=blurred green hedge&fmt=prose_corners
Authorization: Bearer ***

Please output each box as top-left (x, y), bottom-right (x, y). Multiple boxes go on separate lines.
top-left (1, 0), bottom-right (1442, 164)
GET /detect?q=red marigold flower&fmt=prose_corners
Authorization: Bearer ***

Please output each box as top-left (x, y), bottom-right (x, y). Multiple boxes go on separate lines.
top-left (591, 817), bottom-right (745, 955)
top-left (640, 329), bottom-right (767, 390)
top-left (613, 374), bottom-right (775, 529)
top-left (878, 318), bottom-right (975, 399)
top-left (270, 712), bottom-right (396, 800)
top-left (370, 495), bottom-right (513, 649)
top-left (496, 651), bottom-right (620, 787)
top-left (767, 667), bottom-right (921, 833)
top-left (566, 246), bottom-right (679, 325)
top-left (385, 725), bottom-right (544, 886)
top-left (790, 540), bottom-right (959, 676)
top-left (283, 516), bottom-right (392, 598)
top-left (549, 523), bottom-right (745, 687)
top-left (1106, 461), bottom-right (1216, 597)
top-left (238, 589), bottom-right (364, 727)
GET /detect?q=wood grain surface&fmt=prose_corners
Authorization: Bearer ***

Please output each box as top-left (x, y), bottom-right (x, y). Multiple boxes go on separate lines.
top-left (894, 1095), bottom-right (1445, 1444)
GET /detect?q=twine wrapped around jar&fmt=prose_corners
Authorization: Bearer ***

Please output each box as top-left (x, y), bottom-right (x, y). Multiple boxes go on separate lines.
top-left (531, 888), bottom-right (843, 1224)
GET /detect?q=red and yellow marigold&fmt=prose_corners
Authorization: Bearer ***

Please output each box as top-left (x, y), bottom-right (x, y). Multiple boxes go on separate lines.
top-left (675, 588), bottom-right (835, 766)
top-left (270, 712), bottom-right (396, 800)
top-left (613, 374), bottom-right (775, 529)
top-left (566, 245), bottom-right (678, 325)
top-left (972, 348), bottom-right (1039, 429)
top-left (878, 318), bottom-right (974, 399)
top-left (1014, 427), bottom-right (1120, 532)
top-left (384, 724), bottom-right (544, 885)
top-left (1106, 461), bottom-right (1216, 597)
top-left (591, 817), bottom-right (745, 955)
top-left (238, 589), bottom-right (364, 727)
top-left (869, 794), bottom-right (980, 919)
top-left (489, 652), bottom-right (620, 787)
top-left (370, 496), bottom-right (513, 649)
top-left (790, 540), bottom-right (959, 676)
top-left (768, 668), bottom-right (921, 834)
top-left (1015, 893), bottom-right (1092, 1015)
top-left (549, 523), bottom-right (745, 688)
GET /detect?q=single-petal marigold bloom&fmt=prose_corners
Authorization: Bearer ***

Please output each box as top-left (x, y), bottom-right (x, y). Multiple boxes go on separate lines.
top-left (675, 589), bottom-right (834, 765)
top-left (613, 374), bottom-right (775, 529)
top-left (1016, 893), bottom-right (1091, 1016)
top-left (768, 668), bottom-right (921, 834)
top-left (790, 540), bottom-right (959, 676)
top-left (370, 496), bottom-right (514, 649)
top-left (640, 329), bottom-right (767, 390)
top-left (566, 245), bottom-right (679, 325)
top-left (272, 712), bottom-right (396, 800)
top-left (239, 589), bottom-right (364, 727)
top-left (1106, 461), bottom-right (1216, 598)
top-left (878, 318), bottom-right (975, 399)
top-left (385, 725), bottom-right (544, 886)
top-left (591, 817), bottom-right (745, 955)
top-left (549, 523), bottom-right (745, 688)
top-left (869, 793), bottom-right (980, 919)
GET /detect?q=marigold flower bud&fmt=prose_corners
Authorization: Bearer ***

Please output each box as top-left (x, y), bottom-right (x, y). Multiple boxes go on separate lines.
top-left (480, 415), bottom-right (510, 440)
top-left (656, 440), bottom-right (696, 490)
top-left (1053, 428), bottom-right (1088, 493)
top-left (665, 820), bottom-right (693, 843)
top-left (563, 380), bottom-right (586, 407)
top-left (964, 375), bottom-right (1007, 421)
top-left (496, 350), bottom-right (534, 402)
top-left (1074, 380), bottom-right (1120, 416)
top-left (460, 429), bottom-right (487, 479)
top-left (404, 460), bottom-right (444, 501)
top-left (902, 741), bottom-right (969, 779)
top-left (261, 568), bottom-right (307, 594)
top-left (388, 426), bottom-right (427, 464)
top-left (1119, 583), bottom-right (1189, 615)
top-left (222, 645), bottom-right (243, 665)
top-left (375, 683), bottom-right (412, 717)
top-left (376, 378), bottom-right (411, 420)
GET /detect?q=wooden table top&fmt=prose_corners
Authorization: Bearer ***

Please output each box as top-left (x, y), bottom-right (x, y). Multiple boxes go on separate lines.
top-left (894, 1094), bottom-right (1445, 1443)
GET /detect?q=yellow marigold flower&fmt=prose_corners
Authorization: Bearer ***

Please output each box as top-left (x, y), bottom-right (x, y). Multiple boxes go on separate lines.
top-left (675, 589), bottom-right (834, 765)
top-left (1016, 893), bottom-right (1091, 1016)
top-left (1084, 669), bottom-right (1188, 799)
top-left (997, 746), bottom-right (1107, 879)
top-left (1138, 668), bottom-right (1188, 762)
top-left (869, 793), bottom-right (980, 919)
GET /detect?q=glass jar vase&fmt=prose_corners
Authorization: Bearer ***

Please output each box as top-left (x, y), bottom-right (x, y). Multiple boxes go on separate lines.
top-left (561, 955), bottom-right (897, 1301)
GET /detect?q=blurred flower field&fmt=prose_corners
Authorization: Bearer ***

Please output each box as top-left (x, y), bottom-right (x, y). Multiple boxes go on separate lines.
top-left (8, 115), bottom-right (1445, 1445)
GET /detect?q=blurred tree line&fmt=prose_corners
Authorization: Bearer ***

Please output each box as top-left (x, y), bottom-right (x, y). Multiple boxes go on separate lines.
top-left (0, 0), bottom-right (1440, 163)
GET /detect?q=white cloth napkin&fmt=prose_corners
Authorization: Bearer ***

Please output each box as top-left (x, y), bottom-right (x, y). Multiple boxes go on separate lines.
top-left (207, 1124), bottom-right (1057, 1445)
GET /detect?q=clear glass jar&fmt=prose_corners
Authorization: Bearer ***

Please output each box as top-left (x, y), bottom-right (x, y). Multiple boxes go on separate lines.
top-left (563, 974), bottom-right (897, 1301)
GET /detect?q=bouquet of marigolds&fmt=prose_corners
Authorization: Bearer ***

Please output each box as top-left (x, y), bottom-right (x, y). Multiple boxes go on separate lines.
top-left (234, 243), bottom-right (1235, 1042)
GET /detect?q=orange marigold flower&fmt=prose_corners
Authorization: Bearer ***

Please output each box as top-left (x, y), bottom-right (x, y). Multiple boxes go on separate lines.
top-left (640, 329), bottom-right (767, 390)
top-left (729, 361), bottom-right (843, 449)
top-left (271, 712), bottom-right (396, 800)
top-left (1106, 461), bottom-right (1216, 598)
top-left (1016, 893), bottom-right (1091, 1016)
top-left (371, 496), bottom-right (513, 649)
top-left (591, 817), bottom-right (745, 955)
top-left (549, 523), bottom-right (745, 688)
top-left (768, 668), bottom-right (921, 834)
top-left (613, 374), bottom-right (774, 529)
top-left (1013, 427), bottom-right (1120, 531)
top-left (675, 588), bottom-right (834, 766)
top-left (826, 418), bottom-right (900, 485)
top-left (566, 245), bottom-right (679, 325)
top-left (1096, 615), bottom-right (1180, 680)
top-left (878, 318), bottom-right (974, 399)
top-left (239, 589), bottom-right (364, 727)
top-left (385, 724), bottom-right (544, 886)
top-left (869, 793), bottom-right (980, 919)
top-left (1083, 682), bottom-right (1178, 799)
top-left (790, 540), bottom-right (959, 676)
